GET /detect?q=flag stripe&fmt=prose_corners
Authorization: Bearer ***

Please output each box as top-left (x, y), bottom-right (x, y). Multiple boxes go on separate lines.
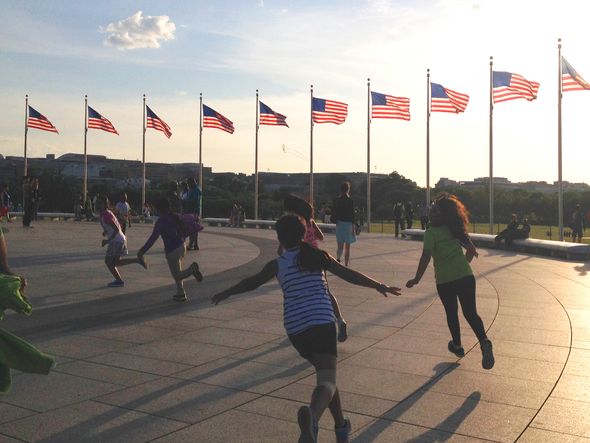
top-left (371, 92), bottom-right (410, 120)
top-left (312, 97), bottom-right (348, 124)
top-left (88, 106), bottom-right (118, 135)
top-left (146, 105), bottom-right (172, 138)
top-left (259, 101), bottom-right (288, 127)
top-left (562, 57), bottom-right (590, 92)
top-left (27, 106), bottom-right (59, 133)
top-left (431, 84), bottom-right (469, 113)
top-left (203, 104), bottom-right (234, 134)
top-left (492, 72), bottom-right (539, 103)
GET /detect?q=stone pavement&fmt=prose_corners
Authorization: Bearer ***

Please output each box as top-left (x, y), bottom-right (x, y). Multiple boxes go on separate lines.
top-left (0, 221), bottom-right (589, 442)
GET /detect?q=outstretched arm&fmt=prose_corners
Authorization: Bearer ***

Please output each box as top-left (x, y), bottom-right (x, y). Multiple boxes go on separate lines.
top-left (406, 249), bottom-right (431, 288)
top-left (326, 257), bottom-right (400, 296)
top-left (211, 260), bottom-right (278, 305)
top-left (311, 220), bottom-right (325, 241)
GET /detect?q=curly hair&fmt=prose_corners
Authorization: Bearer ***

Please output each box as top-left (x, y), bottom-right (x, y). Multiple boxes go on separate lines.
top-left (431, 193), bottom-right (470, 243)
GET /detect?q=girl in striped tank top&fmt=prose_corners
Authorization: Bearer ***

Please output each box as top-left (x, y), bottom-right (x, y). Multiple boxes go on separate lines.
top-left (284, 195), bottom-right (349, 343)
top-left (212, 215), bottom-right (400, 443)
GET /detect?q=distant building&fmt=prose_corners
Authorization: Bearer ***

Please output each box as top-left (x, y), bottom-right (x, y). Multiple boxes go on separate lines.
top-left (436, 176), bottom-right (590, 193)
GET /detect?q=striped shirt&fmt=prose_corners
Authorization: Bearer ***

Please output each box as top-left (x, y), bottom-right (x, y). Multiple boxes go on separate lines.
top-left (277, 248), bottom-right (335, 336)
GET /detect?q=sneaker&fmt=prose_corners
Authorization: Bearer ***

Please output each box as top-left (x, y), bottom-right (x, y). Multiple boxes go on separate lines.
top-left (481, 339), bottom-right (495, 370)
top-left (297, 406), bottom-right (317, 443)
top-left (107, 280), bottom-right (124, 288)
top-left (447, 340), bottom-right (465, 358)
top-left (335, 417), bottom-right (351, 443)
top-left (338, 320), bottom-right (348, 343)
top-left (173, 293), bottom-right (188, 302)
top-left (191, 262), bottom-right (203, 282)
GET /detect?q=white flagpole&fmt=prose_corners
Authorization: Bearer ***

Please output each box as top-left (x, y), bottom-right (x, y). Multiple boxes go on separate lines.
top-left (142, 94), bottom-right (146, 210)
top-left (84, 95), bottom-right (88, 204)
top-left (310, 84), bottom-right (314, 205)
top-left (558, 38), bottom-right (564, 241)
top-left (426, 69), bottom-right (431, 206)
top-left (489, 56), bottom-right (494, 235)
top-left (367, 78), bottom-right (371, 232)
top-left (255, 90), bottom-right (259, 219)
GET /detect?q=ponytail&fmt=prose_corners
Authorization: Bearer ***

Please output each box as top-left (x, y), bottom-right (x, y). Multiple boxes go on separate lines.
top-left (297, 241), bottom-right (330, 272)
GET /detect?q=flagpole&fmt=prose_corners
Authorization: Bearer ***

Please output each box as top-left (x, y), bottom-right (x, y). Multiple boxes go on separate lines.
top-left (426, 69), bottom-right (431, 206)
top-left (310, 84), bottom-right (314, 205)
top-left (558, 38), bottom-right (564, 241)
top-left (23, 95), bottom-right (28, 178)
top-left (489, 56), bottom-right (494, 235)
top-left (199, 93), bottom-right (203, 192)
top-left (142, 94), bottom-right (146, 210)
top-left (255, 90), bottom-right (259, 219)
top-left (83, 95), bottom-right (88, 204)
top-left (367, 78), bottom-right (371, 233)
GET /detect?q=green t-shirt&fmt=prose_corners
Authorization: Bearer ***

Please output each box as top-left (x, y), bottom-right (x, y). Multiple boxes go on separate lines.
top-left (423, 225), bottom-right (473, 284)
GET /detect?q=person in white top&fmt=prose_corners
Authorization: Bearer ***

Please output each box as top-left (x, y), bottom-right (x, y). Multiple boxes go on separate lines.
top-left (115, 193), bottom-right (132, 234)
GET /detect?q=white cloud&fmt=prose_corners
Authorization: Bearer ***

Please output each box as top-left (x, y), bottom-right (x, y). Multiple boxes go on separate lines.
top-left (100, 11), bottom-right (176, 50)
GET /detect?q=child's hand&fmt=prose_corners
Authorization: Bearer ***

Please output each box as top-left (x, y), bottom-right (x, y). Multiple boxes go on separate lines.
top-left (211, 292), bottom-right (229, 305)
top-left (378, 284), bottom-right (402, 297)
top-left (465, 246), bottom-right (478, 263)
top-left (101, 239), bottom-right (108, 247)
top-left (406, 278), bottom-right (419, 288)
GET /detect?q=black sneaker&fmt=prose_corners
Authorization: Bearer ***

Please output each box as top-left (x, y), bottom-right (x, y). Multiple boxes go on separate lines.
top-left (447, 340), bottom-right (465, 357)
top-left (481, 339), bottom-right (495, 369)
top-left (337, 320), bottom-right (348, 343)
top-left (173, 293), bottom-right (188, 302)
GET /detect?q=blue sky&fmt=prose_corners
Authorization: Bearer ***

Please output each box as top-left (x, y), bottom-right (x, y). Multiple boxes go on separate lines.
top-left (1, 0), bottom-right (590, 186)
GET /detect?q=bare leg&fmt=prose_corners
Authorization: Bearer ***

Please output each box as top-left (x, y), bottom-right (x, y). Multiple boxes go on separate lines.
top-left (344, 243), bottom-right (351, 266)
top-left (166, 245), bottom-right (194, 294)
top-left (308, 353), bottom-right (338, 421)
top-left (105, 257), bottom-right (122, 281)
top-left (328, 388), bottom-right (345, 428)
top-left (116, 257), bottom-right (141, 267)
top-left (336, 242), bottom-right (344, 262)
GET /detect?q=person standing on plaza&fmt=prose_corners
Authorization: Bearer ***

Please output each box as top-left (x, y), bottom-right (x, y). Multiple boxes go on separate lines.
top-left (571, 204), bottom-right (584, 243)
top-left (0, 185), bottom-right (12, 223)
top-left (31, 179), bottom-right (40, 222)
top-left (332, 182), bottom-right (356, 266)
top-left (211, 214), bottom-right (401, 443)
top-left (115, 193), bottom-right (132, 235)
top-left (184, 177), bottom-right (202, 250)
top-left (392, 199), bottom-right (405, 238)
top-left (419, 203), bottom-right (429, 230)
top-left (96, 195), bottom-right (146, 287)
top-left (406, 193), bottom-right (494, 370)
top-left (166, 181), bottom-right (183, 214)
top-left (84, 192), bottom-right (94, 221)
top-left (138, 197), bottom-right (203, 302)
top-left (22, 178), bottom-right (33, 228)
top-left (405, 201), bottom-right (414, 230)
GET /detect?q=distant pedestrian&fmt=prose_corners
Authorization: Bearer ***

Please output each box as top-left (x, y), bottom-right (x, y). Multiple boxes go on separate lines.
top-left (138, 198), bottom-right (203, 302)
top-left (392, 199), bottom-right (405, 238)
top-left (211, 214), bottom-right (400, 443)
top-left (142, 202), bottom-right (151, 222)
top-left (406, 193), bottom-right (495, 370)
top-left (115, 193), bottom-right (132, 234)
top-left (185, 178), bottom-right (202, 250)
top-left (166, 181), bottom-right (183, 214)
top-left (419, 203), bottom-right (429, 230)
top-left (494, 214), bottom-right (519, 247)
top-left (31, 179), bottom-right (40, 221)
top-left (572, 204), bottom-right (584, 243)
top-left (96, 195), bottom-right (146, 287)
top-left (22, 178), bottom-right (33, 228)
top-left (74, 194), bottom-right (83, 221)
top-left (84, 193), bottom-right (94, 221)
top-left (405, 201), bottom-right (414, 229)
top-left (0, 185), bottom-right (12, 223)
top-left (332, 182), bottom-right (356, 266)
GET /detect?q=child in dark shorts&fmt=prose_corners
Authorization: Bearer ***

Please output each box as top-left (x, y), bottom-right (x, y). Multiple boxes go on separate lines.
top-left (212, 215), bottom-right (400, 443)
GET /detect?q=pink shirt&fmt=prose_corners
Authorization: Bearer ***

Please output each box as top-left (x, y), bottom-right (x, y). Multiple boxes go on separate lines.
top-left (100, 210), bottom-right (126, 244)
top-left (303, 219), bottom-right (320, 248)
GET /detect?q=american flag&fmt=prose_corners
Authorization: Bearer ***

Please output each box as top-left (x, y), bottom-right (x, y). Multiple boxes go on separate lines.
top-left (27, 106), bottom-right (58, 133)
top-left (146, 105), bottom-right (172, 138)
top-left (259, 101), bottom-right (288, 127)
top-left (492, 71), bottom-right (539, 103)
top-left (88, 106), bottom-right (119, 135)
top-left (371, 91), bottom-right (410, 120)
top-left (562, 57), bottom-right (590, 92)
top-left (203, 104), bottom-right (234, 134)
top-left (312, 97), bottom-right (347, 124)
top-left (430, 83), bottom-right (469, 113)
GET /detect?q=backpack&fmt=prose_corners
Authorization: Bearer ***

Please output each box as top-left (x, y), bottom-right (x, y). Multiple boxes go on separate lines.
top-left (179, 213), bottom-right (204, 236)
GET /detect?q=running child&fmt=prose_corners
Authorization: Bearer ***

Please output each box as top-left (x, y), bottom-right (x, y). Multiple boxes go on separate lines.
top-left (406, 193), bottom-right (495, 369)
top-left (96, 195), bottom-right (146, 287)
top-left (212, 214), bottom-right (401, 443)
top-left (284, 195), bottom-right (349, 342)
top-left (137, 198), bottom-right (203, 302)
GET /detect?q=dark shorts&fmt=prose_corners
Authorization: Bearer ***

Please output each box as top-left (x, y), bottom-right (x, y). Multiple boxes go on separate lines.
top-left (288, 322), bottom-right (337, 361)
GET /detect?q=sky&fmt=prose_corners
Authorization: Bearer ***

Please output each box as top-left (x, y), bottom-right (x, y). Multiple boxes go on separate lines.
top-left (1, 0), bottom-right (590, 187)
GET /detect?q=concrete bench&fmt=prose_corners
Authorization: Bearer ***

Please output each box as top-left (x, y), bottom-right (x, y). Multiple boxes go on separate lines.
top-left (402, 229), bottom-right (590, 260)
top-left (202, 218), bottom-right (337, 232)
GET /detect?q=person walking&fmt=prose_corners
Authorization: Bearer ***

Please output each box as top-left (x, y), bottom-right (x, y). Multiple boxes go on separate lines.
top-left (0, 185), bottom-right (12, 223)
top-left (404, 201), bottom-right (414, 229)
top-left (571, 204), bottom-right (584, 243)
top-left (22, 178), bottom-right (33, 228)
top-left (115, 193), bottom-right (132, 235)
top-left (332, 182), bottom-right (356, 266)
top-left (392, 199), bottom-right (405, 238)
top-left (211, 214), bottom-right (400, 443)
top-left (96, 195), bottom-right (146, 287)
top-left (406, 193), bottom-right (495, 370)
top-left (419, 203), bottom-right (429, 230)
top-left (84, 193), bottom-right (94, 221)
top-left (138, 198), bottom-right (203, 302)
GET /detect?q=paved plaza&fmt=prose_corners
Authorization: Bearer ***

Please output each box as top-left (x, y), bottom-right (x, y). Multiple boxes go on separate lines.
top-left (0, 221), bottom-right (589, 442)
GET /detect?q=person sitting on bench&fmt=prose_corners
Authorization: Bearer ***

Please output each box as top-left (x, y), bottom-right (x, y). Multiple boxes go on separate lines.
top-left (495, 214), bottom-right (520, 247)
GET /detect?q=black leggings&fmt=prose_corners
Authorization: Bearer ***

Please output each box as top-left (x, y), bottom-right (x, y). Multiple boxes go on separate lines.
top-left (436, 275), bottom-right (487, 345)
